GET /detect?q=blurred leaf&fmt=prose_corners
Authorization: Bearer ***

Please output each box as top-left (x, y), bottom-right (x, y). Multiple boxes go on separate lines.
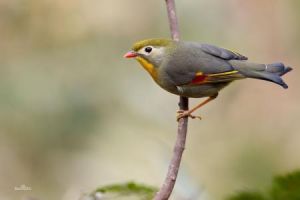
top-left (226, 170), bottom-right (300, 200)
top-left (226, 191), bottom-right (266, 200)
top-left (270, 171), bottom-right (300, 200)
top-left (88, 182), bottom-right (157, 200)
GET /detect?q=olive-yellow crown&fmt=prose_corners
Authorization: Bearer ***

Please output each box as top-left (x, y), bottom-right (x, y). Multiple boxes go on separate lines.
top-left (132, 38), bottom-right (174, 51)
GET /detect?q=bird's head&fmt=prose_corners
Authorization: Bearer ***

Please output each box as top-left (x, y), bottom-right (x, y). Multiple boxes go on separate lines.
top-left (124, 38), bottom-right (175, 79)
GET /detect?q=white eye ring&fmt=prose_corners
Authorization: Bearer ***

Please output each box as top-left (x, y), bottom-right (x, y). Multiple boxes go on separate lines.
top-left (144, 46), bottom-right (153, 54)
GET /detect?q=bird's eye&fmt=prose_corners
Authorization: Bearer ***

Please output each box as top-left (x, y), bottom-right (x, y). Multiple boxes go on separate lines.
top-left (144, 46), bottom-right (152, 53)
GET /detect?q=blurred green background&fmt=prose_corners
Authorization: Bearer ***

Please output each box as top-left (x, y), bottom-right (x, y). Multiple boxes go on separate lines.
top-left (0, 0), bottom-right (299, 200)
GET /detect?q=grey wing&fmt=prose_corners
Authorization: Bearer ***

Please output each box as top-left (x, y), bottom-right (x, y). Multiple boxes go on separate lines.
top-left (164, 42), bottom-right (239, 86)
top-left (200, 43), bottom-right (248, 60)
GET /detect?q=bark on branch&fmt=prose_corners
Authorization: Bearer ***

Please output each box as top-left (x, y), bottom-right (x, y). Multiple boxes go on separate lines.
top-left (154, 0), bottom-right (189, 199)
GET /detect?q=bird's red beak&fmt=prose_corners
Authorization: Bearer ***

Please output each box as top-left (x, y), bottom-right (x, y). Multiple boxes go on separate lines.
top-left (123, 51), bottom-right (137, 58)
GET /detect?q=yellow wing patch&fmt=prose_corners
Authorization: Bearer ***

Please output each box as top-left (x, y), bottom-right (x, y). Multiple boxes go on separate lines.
top-left (205, 70), bottom-right (244, 83)
top-left (191, 70), bottom-right (244, 85)
top-left (195, 72), bottom-right (204, 76)
top-left (207, 70), bottom-right (239, 77)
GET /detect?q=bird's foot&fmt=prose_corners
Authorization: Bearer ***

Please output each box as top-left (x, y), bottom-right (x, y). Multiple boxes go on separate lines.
top-left (176, 110), bottom-right (202, 121)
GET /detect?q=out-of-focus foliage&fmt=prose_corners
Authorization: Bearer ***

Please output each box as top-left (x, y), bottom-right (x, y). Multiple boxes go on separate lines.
top-left (226, 192), bottom-right (266, 200)
top-left (226, 170), bottom-right (300, 200)
top-left (271, 171), bottom-right (300, 200)
top-left (86, 171), bottom-right (300, 200)
top-left (86, 182), bottom-right (157, 200)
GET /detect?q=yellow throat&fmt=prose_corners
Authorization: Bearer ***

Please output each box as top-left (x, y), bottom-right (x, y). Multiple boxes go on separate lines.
top-left (136, 56), bottom-right (158, 81)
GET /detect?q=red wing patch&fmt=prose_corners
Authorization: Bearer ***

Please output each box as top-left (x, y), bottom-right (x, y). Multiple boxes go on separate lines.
top-left (191, 73), bottom-right (207, 84)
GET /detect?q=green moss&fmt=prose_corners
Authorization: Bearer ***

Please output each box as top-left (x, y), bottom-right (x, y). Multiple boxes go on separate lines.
top-left (92, 182), bottom-right (157, 200)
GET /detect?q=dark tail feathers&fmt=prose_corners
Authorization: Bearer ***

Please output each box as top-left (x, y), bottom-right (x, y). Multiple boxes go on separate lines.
top-left (266, 62), bottom-right (293, 76)
top-left (261, 63), bottom-right (293, 89)
top-left (230, 61), bottom-right (292, 89)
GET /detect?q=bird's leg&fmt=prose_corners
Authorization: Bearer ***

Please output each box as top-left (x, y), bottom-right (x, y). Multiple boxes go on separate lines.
top-left (177, 110), bottom-right (202, 120)
top-left (177, 94), bottom-right (218, 121)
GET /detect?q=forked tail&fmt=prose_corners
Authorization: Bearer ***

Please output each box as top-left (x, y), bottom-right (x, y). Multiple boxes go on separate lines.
top-left (229, 60), bottom-right (292, 89)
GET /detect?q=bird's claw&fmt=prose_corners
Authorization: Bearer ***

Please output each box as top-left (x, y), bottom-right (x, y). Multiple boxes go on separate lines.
top-left (176, 110), bottom-right (202, 121)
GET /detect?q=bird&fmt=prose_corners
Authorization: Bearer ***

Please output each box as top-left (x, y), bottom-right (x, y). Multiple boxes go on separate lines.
top-left (124, 38), bottom-right (292, 120)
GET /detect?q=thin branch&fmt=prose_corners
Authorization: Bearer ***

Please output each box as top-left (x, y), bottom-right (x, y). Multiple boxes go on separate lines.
top-left (154, 0), bottom-right (189, 199)
top-left (165, 0), bottom-right (180, 41)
